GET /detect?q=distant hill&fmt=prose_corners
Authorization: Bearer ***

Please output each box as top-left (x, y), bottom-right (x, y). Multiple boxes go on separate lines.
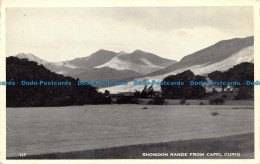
top-left (100, 36), bottom-right (254, 93)
top-left (16, 53), bottom-right (83, 75)
top-left (148, 36), bottom-right (253, 77)
top-left (16, 53), bottom-right (49, 65)
top-left (14, 36), bottom-right (253, 94)
top-left (15, 49), bottom-right (177, 82)
top-left (6, 57), bottom-right (109, 107)
top-left (72, 67), bottom-right (142, 83)
top-left (96, 50), bottom-right (176, 74)
top-left (62, 49), bottom-right (118, 69)
top-left (15, 50), bottom-right (118, 75)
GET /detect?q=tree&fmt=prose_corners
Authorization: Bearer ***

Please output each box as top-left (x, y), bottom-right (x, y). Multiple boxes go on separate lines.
top-left (104, 90), bottom-right (112, 104)
top-left (208, 71), bottom-right (222, 82)
top-left (161, 70), bottom-right (206, 99)
top-left (227, 62), bottom-right (254, 87)
top-left (147, 85), bottom-right (155, 98)
top-left (208, 70), bottom-right (226, 92)
top-left (140, 85), bottom-right (148, 98)
top-left (104, 90), bottom-right (110, 96)
top-left (208, 62), bottom-right (254, 88)
top-left (195, 75), bottom-right (207, 82)
top-left (207, 62), bottom-right (254, 99)
top-left (227, 62), bottom-right (254, 99)
top-left (153, 95), bottom-right (165, 105)
top-left (6, 56), bottom-right (110, 107)
top-left (133, 90), bottom-right (141, 98)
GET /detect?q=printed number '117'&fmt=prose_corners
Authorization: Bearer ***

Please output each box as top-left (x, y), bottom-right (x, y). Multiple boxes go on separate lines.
top-left (19, 153), bottom-right (26, 157)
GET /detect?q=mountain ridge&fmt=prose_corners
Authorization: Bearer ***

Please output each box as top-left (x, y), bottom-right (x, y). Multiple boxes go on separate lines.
top-left (147, 36), bottom-right (253, 77)
top-left (15, 49), bottom-right (176, 82)
top-left (100, 45), bottom-right (254, 93)
top-left (14, 36), bottom-right (253, 91)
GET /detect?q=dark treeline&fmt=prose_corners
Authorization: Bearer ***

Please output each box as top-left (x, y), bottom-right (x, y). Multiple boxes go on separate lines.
top-left (161, 62), bottom-right (254, 99)
top-left (6, 57), bottom-right (110, 107)
top-left (208, 62), bottom-right (254, 89)
top-left (161, 70), bottom-right (206, 99)
top-left (6, 57), bottom-right (254, 107)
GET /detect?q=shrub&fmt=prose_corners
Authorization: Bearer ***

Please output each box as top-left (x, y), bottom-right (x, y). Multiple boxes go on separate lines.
top-left (199, 102), bottom-right (204, 105)
top-left (148, 100), bottom-right (154, 105)
top-left (116, 96), bottom-right (139, 104)
top-left (147, 96), bottom-right (165, 105)
top-left (212, 88), bottom-right (218, 94)
top-left (211, 111), bottom-right (219, 116)
top-left (153, 96), bottom-right (165, 105)
top-left (209, 98), bottom-right (225, 105)
top-left (179, 98), bottom-right (186, 105)
top-left (186, 103), bottom-right (190, 105)
top-left (209, 99), bottom-right (213, 105)
top-left (234, 95), bottom-right (240, 100)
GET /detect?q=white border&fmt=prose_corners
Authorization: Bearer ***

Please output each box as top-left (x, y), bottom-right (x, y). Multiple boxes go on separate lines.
top-left (0, 0), bottom-right (259, 164)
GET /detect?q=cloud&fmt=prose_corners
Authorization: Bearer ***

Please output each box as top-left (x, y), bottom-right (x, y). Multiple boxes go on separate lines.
top-left (94, 7), bottom-right (253, 32)
top-left (6, 7), bottom-right (253, 62)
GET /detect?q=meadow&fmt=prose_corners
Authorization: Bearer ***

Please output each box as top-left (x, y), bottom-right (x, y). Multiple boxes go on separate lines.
top-left (6, 105), bottom-right (254, 158)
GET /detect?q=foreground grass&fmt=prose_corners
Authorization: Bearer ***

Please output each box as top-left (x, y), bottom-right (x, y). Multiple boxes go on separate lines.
top-left (8, 133), bottom-right (254, 159)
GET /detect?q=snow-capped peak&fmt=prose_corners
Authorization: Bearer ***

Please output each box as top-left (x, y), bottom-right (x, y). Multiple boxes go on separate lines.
top-left (95, 52), bottom-right (164, 75)
top-left (16, 53), bottom-right (48, 65)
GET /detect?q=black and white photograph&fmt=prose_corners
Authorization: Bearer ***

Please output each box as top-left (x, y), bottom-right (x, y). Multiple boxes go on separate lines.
top-left (0, 0), bottom-right (259, 163)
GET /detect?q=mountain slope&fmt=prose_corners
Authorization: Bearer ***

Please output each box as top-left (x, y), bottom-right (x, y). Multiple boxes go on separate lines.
top-left (16, 53), bottom-right (49, 65)
top-left (6, 57), bottom-right (107, 107)
top-left (15, 49), bottom-right (176, 82)
top-left (117, 50), bottom-right (176, 67)
top-left (148, 36), bottom-right (253, 77)
top-left (63, 49), bottom-right (118, 69)
top-left (100, 41), bottom-right (254, 93)
top-left (15, 53), bottom-right (78, 75)
top-left (73, 67), bottom-right (142, 83)
top-left (96, 50), bottom-right (177, 74)
top-left (15, 49), bottom-right (118, 75)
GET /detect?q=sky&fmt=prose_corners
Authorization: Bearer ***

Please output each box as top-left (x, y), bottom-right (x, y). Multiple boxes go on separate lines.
top-left (6, 7), bottom-right (253, 62)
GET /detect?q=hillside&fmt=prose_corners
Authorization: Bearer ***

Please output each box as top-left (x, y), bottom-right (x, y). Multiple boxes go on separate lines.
top-left (148, 36), bottom-right (253, 77)
top-left (100, 37), bottom-right (254, 93)
top-left (16, 53), bottom-right (49, 65)
top-left (72, 67), bottom-right (142, 83)
top-left (14, 36), bottom-right (253, 93)
top-left (15, 49), bottom-right (176, 82)
top-left (6, 57), bottom-right (109, 107)
top-left (62, 49), bottom-right (118, 69)
top-left (96, 50), bottom-right (176, 74)
top-left (15, 49), bottom-right (118, 75)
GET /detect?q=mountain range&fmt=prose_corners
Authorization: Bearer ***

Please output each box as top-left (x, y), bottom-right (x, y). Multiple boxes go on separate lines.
top-left (16, 50), bottom-right (176, 83)
top-left (15, 36), bottom-right (254, 92)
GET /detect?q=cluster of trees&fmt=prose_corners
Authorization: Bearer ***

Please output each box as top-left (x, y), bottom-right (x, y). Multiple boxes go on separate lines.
top-left (7, 56), bottom-right (253, 107)
top-left (161, 62), bottom-right (253, 100)
top-left (133, 85), bottom-right (155, 98)
top-left (116, 85), bottom-right (164, 105)
top-left (161, 70), bottom-right (206, 99)
top-left (208, 62), bottom-right (254, 99)
top-left (114, 62), bottom-right (254, 102)
top-left (6, 57), bottom-right (110, 107)
top-left (208, 62), bottom-right (254, 89)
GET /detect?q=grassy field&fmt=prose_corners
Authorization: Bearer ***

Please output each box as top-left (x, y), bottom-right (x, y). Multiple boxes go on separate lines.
top-left (6, 105), bottom-right (254, 158)
top-left (139, 99), bottom-right (254, 105)
top-left (8, 133), bottom-right (253, 159)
